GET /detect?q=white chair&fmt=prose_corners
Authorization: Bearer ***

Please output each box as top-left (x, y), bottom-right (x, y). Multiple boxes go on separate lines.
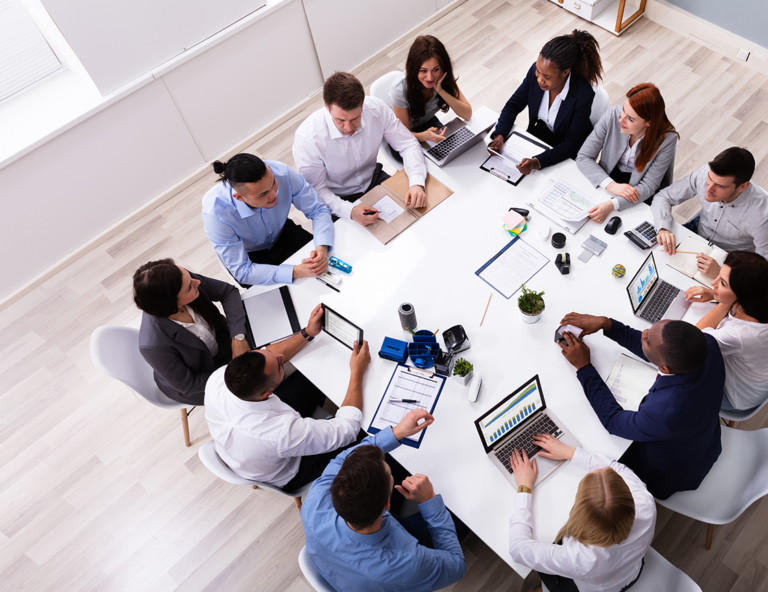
top-left (198, 441), bottom-right (314, 514)
top-left (370, 71), bottom-right (405, 171)
top-left (590, 84), bottom-right (610, 127)
top-left (720, 395), bottom-right (768, 428)
top-left (631, 548), bottom-right (701, 592)
top-left (91, 326), bottom-right (194, 447)
top-left (657, 426), bottom-right (768, 550)
top-left (298, 546), bottom-right (336, 592)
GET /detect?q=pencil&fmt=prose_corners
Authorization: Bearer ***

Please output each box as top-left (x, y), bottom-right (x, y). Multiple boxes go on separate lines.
top-left (432, 329), bottom-right (440, 336)
top-left (480, 293), bottom-right (493, 326)
top-left (674, 251), bottom-right (701, 255)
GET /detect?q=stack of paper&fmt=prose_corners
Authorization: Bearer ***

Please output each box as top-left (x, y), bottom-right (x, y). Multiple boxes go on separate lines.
top-left (502, 211), bottom-right (527, 237)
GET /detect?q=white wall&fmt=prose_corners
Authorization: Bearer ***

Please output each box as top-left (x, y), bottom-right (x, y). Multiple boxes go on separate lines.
top-left (0, 79), bottom-right (204, 291)
top-left (40, 0), bottom-right (266, 95)
top-left (162, 0), bottom-right (323, 162)
top-left (303, 0), bottom-right (435, 78)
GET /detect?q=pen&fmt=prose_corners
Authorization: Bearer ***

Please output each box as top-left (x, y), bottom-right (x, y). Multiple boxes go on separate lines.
top-left (389, 398), bottom-right (418, 403)
top-left (488, 148), bottom-right (502, 156)
top-left (316, 277), bottom-right (340, 293)
top-left (363, 211), bottom-right (377, 216)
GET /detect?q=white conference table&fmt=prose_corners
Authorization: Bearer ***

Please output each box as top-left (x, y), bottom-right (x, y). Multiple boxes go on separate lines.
top-left (244, 108), bottom-right (711, 577)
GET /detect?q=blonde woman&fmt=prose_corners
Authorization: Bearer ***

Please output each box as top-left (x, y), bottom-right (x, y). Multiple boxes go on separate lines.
top-left (509, 435), bottom-right (655, 592)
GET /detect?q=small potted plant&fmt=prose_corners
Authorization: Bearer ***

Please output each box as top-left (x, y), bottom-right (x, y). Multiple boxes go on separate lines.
top-left (518, 284), bottom-right (545, 324)
top-left (452, 357), bottom-right (474, 386)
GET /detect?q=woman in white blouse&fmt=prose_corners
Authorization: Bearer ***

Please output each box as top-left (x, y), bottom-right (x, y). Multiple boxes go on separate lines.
top-left (686, 250), bottom-right (768, 411)
top-left (576, 83), bottom-right (679, 224)
top-left (390, 35), bottom-right (472, 150)
top-left (509, 434), bottom-right (655, 592)
top-left (134, 259), bottom-right (251, 405)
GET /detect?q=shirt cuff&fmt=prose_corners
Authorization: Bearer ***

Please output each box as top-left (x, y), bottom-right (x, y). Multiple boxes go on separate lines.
top-left (276, 264), bottom-right (295, 285)
top-left (515, 491), bottom-right (532, 509)
top-left (378, 426), bottom-right (401, 453)
top-left (338, 199), bottom-right (356, 220)
top-left (599, 176), bottom-right (612, 190)
top-left (570, 446), bottom-right (590, 471)
top-left (611, 197), bottom-right (621, 211)
top-left (418, 493), bottom-right (447, 520)
top-left (336, 406), bottom-right (363, 424)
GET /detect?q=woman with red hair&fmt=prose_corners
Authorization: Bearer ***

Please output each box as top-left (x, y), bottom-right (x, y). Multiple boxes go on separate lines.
top-left (577, 83), bottom-right (679, 223)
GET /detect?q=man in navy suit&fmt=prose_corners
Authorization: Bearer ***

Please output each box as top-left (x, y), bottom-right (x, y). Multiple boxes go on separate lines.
top-left (556, 313), bottom-right (725, 500)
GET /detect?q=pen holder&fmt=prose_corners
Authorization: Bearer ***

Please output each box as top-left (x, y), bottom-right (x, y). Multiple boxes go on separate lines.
top-left (407, 343), bottom-right (440, 369)
top-left (412, 330), bottom-right (437, 343)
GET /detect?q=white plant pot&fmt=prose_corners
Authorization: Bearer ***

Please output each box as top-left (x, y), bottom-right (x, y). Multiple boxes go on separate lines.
top-left (452, 370), bottom-right (474, 386)
top-left (519, 302), bottom-right (544, 324)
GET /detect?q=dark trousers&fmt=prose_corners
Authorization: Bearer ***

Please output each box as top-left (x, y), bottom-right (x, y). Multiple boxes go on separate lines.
top-left (277, 372), bottom-right (363, 492)
top-left (388, 115), bottom-right (443, 163)
top-left (609, 165), bottom-right (632, 185)
top-left (238, 219), bottom-right (313, 288)
top-left (539, 556), bottom-right (644, 592)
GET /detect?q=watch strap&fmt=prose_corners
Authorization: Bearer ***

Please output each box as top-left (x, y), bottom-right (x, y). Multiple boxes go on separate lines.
top-left (517, 485), bottom-right (532, 494)
top-left (301, 328), bottom-right (314, 342)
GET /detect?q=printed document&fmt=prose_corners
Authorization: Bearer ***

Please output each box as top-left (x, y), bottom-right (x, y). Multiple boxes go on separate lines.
top-left (370, 366), bottom-right (443, 443)
top-left (372, 195), bottom-right (405, 224)
top-left (485, 133), bottom-right (545, 183)
top-left (478, 239), bottom-right (549, 299)
top-left (606, 354), bottom-right (658, 411)
top-left (535, 181), bottom-right (599, 221)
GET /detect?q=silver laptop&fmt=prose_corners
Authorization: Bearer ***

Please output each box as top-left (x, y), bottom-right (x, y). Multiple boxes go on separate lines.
top-left (474, 375), bottom-right (580, 488)
top-left (627, 252), bottom-right (690, 324)
top-left (422, 117), bottom-right (494, 167)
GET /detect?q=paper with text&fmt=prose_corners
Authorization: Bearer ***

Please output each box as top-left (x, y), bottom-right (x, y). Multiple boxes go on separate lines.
top-left (666, 236), bottom-right (728, 285)
top-left (606, 354), bottom-right (658, 412)
top-left (535, 181), bottom-right (599, 221)
top-left (478, 239), bottom-right (549, 299)
top-left (370, 366), bottom-right (443, 443)
top-left (372, 195), bottom-right (405, 224)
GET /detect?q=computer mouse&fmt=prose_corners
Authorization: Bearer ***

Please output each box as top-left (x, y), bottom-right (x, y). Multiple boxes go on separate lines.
top-left (605, 216), bottom-right (622, 235)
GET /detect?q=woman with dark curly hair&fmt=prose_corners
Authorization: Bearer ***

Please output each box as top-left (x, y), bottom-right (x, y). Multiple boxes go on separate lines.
top-left (489, 30), bottom-right (604, 175)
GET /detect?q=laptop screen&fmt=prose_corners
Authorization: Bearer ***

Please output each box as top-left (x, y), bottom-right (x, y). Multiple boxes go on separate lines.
top-left (474, 376), bottom-right (544, 452)
top-left (627, 252), bottom-right (659, 313)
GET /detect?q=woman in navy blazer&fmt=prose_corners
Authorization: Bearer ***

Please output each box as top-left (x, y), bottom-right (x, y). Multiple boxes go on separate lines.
top-left (489, 30), bottom-right (603, 175)
top-left (134, 259), bottom-right (250, 406)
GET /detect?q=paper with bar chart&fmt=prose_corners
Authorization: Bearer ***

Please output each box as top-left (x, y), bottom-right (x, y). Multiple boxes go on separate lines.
top-left (480, 379), bottom-right (543, 447)
top-left (534, 181), bottom-right (598, 221)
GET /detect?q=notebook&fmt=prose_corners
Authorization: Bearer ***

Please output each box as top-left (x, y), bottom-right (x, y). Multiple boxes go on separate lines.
top-left (358, 169), bottom-right (453, 245)
top-left (666, 236), bottom-right (727, 285)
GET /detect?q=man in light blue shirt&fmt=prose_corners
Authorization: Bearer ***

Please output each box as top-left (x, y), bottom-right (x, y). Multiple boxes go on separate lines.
top-left (301, 409), bottom-right (466, 592)
top-left (202, 154), bottom-right (334, 286)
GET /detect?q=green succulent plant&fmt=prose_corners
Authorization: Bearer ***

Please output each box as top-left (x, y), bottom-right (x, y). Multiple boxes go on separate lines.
top-left (453, 357), bottom-right (473, 378)
top-left (518, 284), bottom-right (545, 315)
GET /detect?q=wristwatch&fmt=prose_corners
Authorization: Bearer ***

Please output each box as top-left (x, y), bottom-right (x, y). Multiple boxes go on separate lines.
top-left (233, 334), bottom-right (246, 342)
top-left (300, 328), bottom-right (314, 342)
top-left (517, 485), bottom-right (532, 494)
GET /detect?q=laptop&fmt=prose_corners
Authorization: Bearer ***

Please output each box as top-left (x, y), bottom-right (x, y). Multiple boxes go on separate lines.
top-left (474, 375), bottom-right (580, 488)
top-left (624, 221), bottom-right (658, 249)
top-left (422, 117), bottom-right (494, 167)
top-left (626, 252), bottom-right (690, 324)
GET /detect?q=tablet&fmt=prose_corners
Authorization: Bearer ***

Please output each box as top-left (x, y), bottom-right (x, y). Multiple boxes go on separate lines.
top-left (321, 304), bottom-right (364, 350)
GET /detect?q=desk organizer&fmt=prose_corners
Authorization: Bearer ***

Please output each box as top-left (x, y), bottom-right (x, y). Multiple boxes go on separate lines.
top-left (408, 331), bottom-right (440, 368)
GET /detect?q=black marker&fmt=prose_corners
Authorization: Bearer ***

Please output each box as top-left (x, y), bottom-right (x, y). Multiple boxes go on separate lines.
top-left (316, 277), bottom-right (340, 293)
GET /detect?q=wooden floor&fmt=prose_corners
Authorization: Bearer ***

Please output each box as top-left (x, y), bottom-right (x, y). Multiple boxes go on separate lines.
top-left (3, 1), bottom-right (768, 590)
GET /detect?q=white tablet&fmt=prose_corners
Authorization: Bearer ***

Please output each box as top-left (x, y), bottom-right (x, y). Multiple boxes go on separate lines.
top-left (321, 304), bottom-right (363, 350)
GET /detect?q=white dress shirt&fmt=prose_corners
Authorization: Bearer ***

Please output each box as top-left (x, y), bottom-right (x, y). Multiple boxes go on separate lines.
top-left (509, 448), bottom-right (656, 592)
top-left (171, 306), bottom-right (219, 356)
top-left (703, 312), bottom-right (768, 410)
top-left (600, 135), bottom-right (643, 211)
top-left (537, 74), bottom-right (571, 132)
top-left (293, 96), bottom-right (427, 219)
top-left (204, 366), bottom-right (363, 487)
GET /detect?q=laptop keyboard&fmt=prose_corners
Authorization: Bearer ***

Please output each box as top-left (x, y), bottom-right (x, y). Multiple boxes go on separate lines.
top-left (633, 222), bottom-right (658, 246)
top-left (426, 127), bottom-right (474, 161)
top-left (494, 414), bottom-right (562, 474)
top-left (639, 281), bottom-right (680, 323)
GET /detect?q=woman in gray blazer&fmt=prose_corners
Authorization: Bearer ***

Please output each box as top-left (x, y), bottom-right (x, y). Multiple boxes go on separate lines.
top-left (134, 259), bottom-right (250, 406)
top-left (576, 83), bottom-right (679, 223)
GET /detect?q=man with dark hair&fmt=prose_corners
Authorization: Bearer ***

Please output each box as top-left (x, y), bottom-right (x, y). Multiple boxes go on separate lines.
top-left (302, 409), bottom-right (466, 592)
top-left (204, 303), bottom-right (371, 489)
top-left (651, 146), bottom-right (768, 279)
top-left (556, 313), bottom-right (725, 500)
top-left (293, 72), bottom-right (428, 227)
top-left (202, 153), bottom-right (333, 287)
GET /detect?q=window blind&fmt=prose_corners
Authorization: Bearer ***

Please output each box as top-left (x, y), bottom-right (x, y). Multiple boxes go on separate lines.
top-left (0, 0), bottom-right (61, 103)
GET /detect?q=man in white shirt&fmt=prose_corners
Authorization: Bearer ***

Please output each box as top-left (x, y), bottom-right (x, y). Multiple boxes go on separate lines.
top-left (293, 71), bottom-right (428, 227)
top-left (205, 303), bottom-right (371, 490)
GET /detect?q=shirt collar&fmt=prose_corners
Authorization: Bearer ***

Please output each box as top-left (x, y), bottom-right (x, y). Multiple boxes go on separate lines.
top-left (723, 186), bottom-right (751, 208)
top-left (323, 106), bottom-right (367, 140)
top-left (230, 182), bottom-right (267, 219)
top-left (554, 74), bottom-right (571, 104)
top-left (341, 513), bottom-right (392, 545)
top-left (229, 392), bottom-right (289, 412)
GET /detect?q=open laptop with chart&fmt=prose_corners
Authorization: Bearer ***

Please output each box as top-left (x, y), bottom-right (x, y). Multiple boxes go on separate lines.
top-left (422, 117), bottom-right (494, 167)
top-left (627, 252), bottom-right (690, 324)
top-left (474, 375), bottom-right (580, 488)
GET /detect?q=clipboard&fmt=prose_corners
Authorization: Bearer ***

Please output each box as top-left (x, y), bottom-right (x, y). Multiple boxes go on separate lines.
top-left (368, 364), bottom-right (446, 449)
top-left (480, 131), bottom-right (549, 186)
top-left (475, 236), bottom-right (549, 299)
top-left (242, 285), bottom-right (301, 348)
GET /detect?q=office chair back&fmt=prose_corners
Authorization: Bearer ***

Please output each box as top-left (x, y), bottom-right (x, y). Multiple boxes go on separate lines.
top-left (90, 325), bottom-right (188, 410)
top-left (720, 393), bottom-right (768, 427)
top-left (299, 546), bottom-right (337, 592)
top-left (590, 84), bottom-right (610, 127)
top-left (371, 71), bottom-right (401, 107)
top-left (631, 548), bottom-right (701, 592)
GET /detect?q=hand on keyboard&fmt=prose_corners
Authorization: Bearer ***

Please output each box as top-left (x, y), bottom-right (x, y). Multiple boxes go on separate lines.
top-left (532, 433), bottom-right (575, 461)
top-left (422, 126), bottom-right (447, 144)
top-left (509, 448), bottom-right (538, 490)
